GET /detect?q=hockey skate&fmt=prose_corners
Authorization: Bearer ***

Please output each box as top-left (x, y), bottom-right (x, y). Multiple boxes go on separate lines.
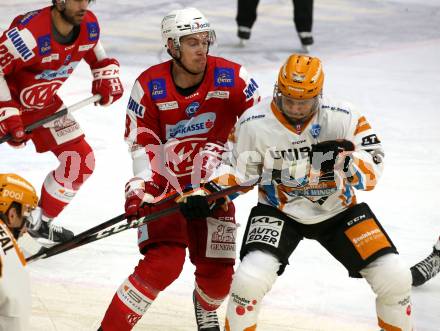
top-left (192, 291), bottom-right (220, 331)
top-left (411, 238), bottom-right (440, 287)
top-left (237, 26), bottom-right (251, 47)
top-left (27, 207), bottom-right (74, 247)
top-left (298, 31), bottom-right (314, 53)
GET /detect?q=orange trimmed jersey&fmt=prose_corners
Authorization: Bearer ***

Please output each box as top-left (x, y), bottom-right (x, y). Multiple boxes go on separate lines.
top-left (213, 96), bottom-right (385, 225)
top-left (0, 219), bottom-right (31, 330)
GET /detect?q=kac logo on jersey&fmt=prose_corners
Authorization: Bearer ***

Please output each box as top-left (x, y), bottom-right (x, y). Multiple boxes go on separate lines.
top-left (128, 97), bottom-right (145, 118)
top-left (166, 112), bottom-right (216, 139)
top-left (310, 124), bottom-right (321, 138)
top-left (38, 34), bottom-right (51, 56)
top-left (148, 79), bottom-right (167, 101)
top-left (87, 22), bottom-right (99, 41)
top-left (6, 28), bottom-right (34, 61)
top-left (185, 102), bottom-right (200, 118)
top-left (244, 78), bottom-right (259, 100)
top-left (214, 68), bottom-right (234, 87)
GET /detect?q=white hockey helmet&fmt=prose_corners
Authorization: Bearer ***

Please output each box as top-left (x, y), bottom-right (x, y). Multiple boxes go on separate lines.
top-left (161, 7), bottom-right (216, 50)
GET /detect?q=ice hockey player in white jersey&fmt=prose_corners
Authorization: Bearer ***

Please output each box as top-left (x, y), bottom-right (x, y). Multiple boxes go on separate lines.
top-left (179, 54), bottom-right (414, 331)
top-left (411, 236), bottom-right (440, 286)
top-left (0, 173), bottom-right (38, 331)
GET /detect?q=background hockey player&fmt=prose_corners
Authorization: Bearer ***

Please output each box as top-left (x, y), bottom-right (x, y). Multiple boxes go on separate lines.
top-left (183, 54), bottom-right (414, 331)
top-left (99, 7), bottom-right (260, 331)
top-left (236, 0), bottom-right (314, 51)
top-left (411, 236), bottom-right (440, 286)
top-left (0, 173), bottom-right (38, 331)
top-left (0, 0), bottom-right (124, 246)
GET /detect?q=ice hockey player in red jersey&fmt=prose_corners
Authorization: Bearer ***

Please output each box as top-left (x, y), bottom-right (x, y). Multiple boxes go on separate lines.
top-left (0, 0), bottom-right (124, 246)
top-left (0, 173), bottom-right (38, 331)
top-left (411, 236), bottom-right (440, 286)
top-left (99, 7), bottom-right (260, 331)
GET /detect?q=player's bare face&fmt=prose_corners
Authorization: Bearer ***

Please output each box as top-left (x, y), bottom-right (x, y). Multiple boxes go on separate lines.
top-left (280, 95), bottom-right (318, 122)
top-left (179, 33), bottom-right (209, 74)
top-left (7, 207), bottom-right (25, 230)
top-left (61, 0), bottom-right (89, 26)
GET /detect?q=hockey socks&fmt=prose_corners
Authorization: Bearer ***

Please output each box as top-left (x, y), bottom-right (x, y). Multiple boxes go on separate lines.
top-left (100, 275), bottom-right (158, 331)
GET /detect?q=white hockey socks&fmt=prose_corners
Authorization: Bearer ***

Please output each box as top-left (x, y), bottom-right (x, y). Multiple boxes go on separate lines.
top-left (360, 253), bottom-right (413, 331)
top-left (225, 250), bottom-right (281, 331)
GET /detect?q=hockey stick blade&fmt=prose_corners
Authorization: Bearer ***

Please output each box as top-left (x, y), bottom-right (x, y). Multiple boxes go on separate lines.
top-left (27, 177), bottom-right (259, 263)
top-left (0, 95), bottom-right (101, 145)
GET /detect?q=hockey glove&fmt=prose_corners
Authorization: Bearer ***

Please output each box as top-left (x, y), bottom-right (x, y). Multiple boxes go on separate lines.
top-left (91, 58), bottom-right (124, 106)
top-left (0, 101), bottom-right (29, 147)
top-left (178, 181), bottom-right (227, 220)
top-left (124, 178), bottom-right (162, 222)
top-left (310, 139), bottom-right (355, 173)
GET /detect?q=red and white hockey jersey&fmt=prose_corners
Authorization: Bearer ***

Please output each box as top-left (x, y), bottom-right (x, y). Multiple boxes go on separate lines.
top-left (124, 55), bottom-right (260, 192)
top-left (0, 6), bottom-right (107, 124)
top-left (0, 219), bottom-right (30, 331)
top-left (212, 96), bottom-right (385, 224)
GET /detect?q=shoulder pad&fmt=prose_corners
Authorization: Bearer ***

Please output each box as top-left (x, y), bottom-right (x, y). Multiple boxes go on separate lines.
top-left (18, 10), bottom-right (41, 26)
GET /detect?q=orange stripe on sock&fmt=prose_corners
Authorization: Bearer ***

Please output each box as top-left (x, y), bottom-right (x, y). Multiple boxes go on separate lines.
top-left (378, 317), bottom-right (402, 331)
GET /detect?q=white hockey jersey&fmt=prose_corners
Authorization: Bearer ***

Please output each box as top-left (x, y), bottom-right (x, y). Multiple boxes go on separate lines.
top-left (0, 219), bottom-right (31, 331)
top-left (213, 96), bottom-right (384, 224)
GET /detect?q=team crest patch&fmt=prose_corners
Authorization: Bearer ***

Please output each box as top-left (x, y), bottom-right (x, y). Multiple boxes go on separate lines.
top-left (214, 67), bottom-right (234, 87)
top-left (38, 34), bottom-right (51, 56)
top-left (310, 124), bottom-right (321, 138)
top-left (185, 101), bottom-right (200, 118)
top-left (87, 22), bottom-right (99, 41)
top-left (148, 79), bottom-right (167, 101)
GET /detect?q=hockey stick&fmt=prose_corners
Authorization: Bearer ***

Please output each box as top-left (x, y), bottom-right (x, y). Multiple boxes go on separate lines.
top-left (0, 94), bottom-right (101, 145)
top-left (25, 190), bottom-right (181, 263)
top-left (27, 177), bottom-right (259, 263)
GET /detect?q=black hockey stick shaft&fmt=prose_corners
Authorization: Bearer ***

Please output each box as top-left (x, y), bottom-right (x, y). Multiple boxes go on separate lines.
top-left (28, 177), bottom-right (259, 262)
top-left (25, 190), bottom-right (181, 263)
top-left (0, 95), bottom-right (101, 145)
top-left (25, 212), bottom-right (126, 263)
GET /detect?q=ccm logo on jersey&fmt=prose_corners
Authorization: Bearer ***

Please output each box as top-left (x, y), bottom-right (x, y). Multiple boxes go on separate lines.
top-left (246, 216), bottom-right (284, 247)
top-left (6, 28), bottom-right (34, 60)
top-left (243, 78), bottom-right (259, 100)
top-left (128, 97), bottom-right (145, 118)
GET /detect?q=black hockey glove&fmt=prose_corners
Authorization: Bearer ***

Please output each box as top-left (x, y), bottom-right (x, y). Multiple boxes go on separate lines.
top-left (178, 182), bottom-right (227, 220)
top-left (310, 139), bottom-right (355, 173)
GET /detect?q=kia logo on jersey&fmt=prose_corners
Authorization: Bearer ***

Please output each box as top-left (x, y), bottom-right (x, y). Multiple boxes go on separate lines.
top-left (185, 101), bottom-right (200, 118)
top-left (214, 68), bottom-right (234, 87)
top-left (20, 81), bottom-right (62, 109)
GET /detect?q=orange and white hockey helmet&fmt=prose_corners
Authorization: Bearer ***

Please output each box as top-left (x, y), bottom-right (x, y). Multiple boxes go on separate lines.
top-left (277, 54), bottom-right (324, 99)
top-left (0, 174), bottom-right (38, 218)
top-left (161, 7), bottom-right (216, 50)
